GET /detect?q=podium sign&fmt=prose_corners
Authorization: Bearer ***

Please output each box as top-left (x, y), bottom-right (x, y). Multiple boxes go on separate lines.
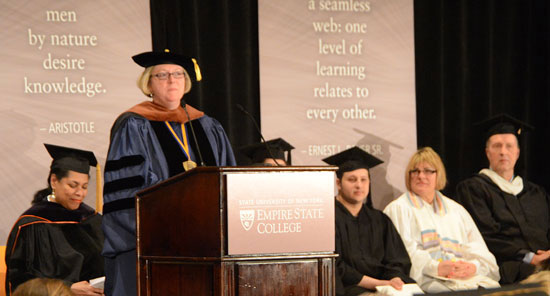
top-left (226, 171), bottom-right (335, 255)
top-left (137, 167), bottom-right (337, 295)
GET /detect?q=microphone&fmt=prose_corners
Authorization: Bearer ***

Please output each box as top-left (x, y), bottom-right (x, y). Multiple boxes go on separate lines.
top-left (236, 104), bottom-right (281, 166)
top-left (181, 99), bottom-right (205, 166)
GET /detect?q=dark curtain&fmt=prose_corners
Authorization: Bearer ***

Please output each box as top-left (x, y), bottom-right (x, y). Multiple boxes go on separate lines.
top-left (149, 0), bottom-right (550, 193)
top-left (150, 0), bottom-right (260, 164)
top-left (414, 0), bottom-right (550, 196)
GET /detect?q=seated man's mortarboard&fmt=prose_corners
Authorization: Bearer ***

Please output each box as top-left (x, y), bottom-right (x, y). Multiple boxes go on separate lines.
top-left (322, 146), bottom-right (383, 178)
top-left (239, 138), bottom-right (295, 165)
top-left (45, 143), bottom-right (103, 210)
top-left (132, 49), bottom-right (202, 81)
top-left (475, 113), bottom-right (534, 144)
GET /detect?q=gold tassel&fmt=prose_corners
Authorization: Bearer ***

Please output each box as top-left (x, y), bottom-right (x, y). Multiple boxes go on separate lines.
top-left (192, 58), bottom-right (202, 81)
top-left (95, 163), bottom-right (103, 213)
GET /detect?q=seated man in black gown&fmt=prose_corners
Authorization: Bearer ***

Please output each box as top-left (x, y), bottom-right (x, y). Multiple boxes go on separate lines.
top-left (323, 147), bottom-right (415, 296)
top-left (455, 114), bottom-right (550, 284)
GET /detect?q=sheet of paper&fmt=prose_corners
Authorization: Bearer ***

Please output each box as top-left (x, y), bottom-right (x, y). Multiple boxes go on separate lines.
top-left (375, 283), bottom-right (424, 296)
top-left (89, 276), bottom-right (105, 289)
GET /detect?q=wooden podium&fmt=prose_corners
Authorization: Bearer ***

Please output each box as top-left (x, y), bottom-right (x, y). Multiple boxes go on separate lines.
top-left (136, 166), bottom-right (337, 296)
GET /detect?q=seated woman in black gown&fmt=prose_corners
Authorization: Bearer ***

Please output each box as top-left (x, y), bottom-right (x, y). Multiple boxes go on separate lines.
top-left (5, 144), bottom-right (105, 296)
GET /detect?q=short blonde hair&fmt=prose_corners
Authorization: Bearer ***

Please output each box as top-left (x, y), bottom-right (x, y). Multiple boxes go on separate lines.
top-left (137, 65), bottom-right (192, 97)
top-left (405, 147), bottom-right (447, 192)
top-left (13, 278), bottom-right (73, 296)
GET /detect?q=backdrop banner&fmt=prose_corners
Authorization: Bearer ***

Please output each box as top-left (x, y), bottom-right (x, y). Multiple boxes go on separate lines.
top-left (0, 1), bottom-right (151, 242)
top-left (258, 0), bottom-right (417, 209)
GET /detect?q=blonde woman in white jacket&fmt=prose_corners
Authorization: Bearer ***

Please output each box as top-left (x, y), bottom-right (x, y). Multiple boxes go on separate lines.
top-left (384, 147), bottom-right (500, 293)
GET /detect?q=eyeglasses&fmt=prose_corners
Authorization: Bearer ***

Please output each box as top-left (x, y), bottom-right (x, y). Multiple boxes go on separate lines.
top-left (409, 168), bottom-right (437, 176)
top-left (151, 71), bottom-right (185, 80)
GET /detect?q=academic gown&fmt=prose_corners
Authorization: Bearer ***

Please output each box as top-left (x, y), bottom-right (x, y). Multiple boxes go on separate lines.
top-left (455, 174), bottom-right (550, 284)
top-left (335, 200), bottom-right (414, 296)
top-left (101, 102), bottom-right (236, 296)
top-left (5, 201), bottom-right (104, 295)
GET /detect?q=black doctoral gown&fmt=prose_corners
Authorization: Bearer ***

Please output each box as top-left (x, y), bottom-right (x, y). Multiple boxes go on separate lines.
top-left (5, 201), bottom-right (104, 295)
top-left (455, 174), bottom-right (550, 284)
top-left (335, 200), bottom-right (414, 296)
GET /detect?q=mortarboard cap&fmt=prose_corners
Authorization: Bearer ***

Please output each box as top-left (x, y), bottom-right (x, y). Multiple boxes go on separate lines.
top-left (322, 146), bottom-right (383, 178)
top-left (475, 113), bottom-right (534, 143)
top-left (240, 138), bottom-right (295, 165)
top-left (132, 49), bottom-right (202, 81)
top-left (45, 143), bottom-right (97, 174)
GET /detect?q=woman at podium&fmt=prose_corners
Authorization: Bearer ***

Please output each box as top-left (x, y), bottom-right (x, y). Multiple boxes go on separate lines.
top-left (101, 50), bottom-right (236, 295)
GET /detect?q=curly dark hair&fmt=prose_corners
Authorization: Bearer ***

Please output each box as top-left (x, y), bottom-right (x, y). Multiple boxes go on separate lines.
top-left (31, 167), bottom-right (72, 204)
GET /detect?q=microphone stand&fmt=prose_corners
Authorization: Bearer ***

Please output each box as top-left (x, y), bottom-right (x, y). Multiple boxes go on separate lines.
top-left (236, 104), bottom-right (281, 166)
